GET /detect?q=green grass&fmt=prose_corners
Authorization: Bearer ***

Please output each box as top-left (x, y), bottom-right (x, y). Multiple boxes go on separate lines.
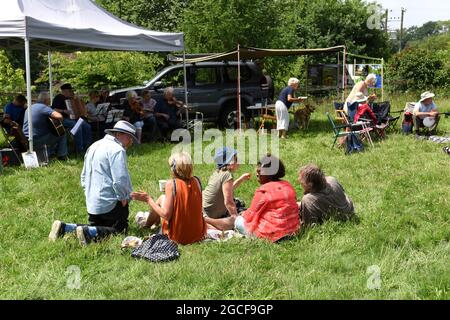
top-left (0, 95), bottom-right (449, 299)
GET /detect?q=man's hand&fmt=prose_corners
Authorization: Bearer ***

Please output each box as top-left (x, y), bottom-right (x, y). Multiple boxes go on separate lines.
top-left (131, 191), bottom-right (151, 204)
top-left (430, 111), bottom-right (439, 117)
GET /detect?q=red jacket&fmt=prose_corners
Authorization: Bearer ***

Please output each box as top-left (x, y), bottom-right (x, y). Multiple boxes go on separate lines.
top-left (242, 180), bottom-right (299, 242)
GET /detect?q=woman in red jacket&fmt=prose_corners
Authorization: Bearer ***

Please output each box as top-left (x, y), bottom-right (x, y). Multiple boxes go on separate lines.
top-left (234, 154), bottom-right (300, 242)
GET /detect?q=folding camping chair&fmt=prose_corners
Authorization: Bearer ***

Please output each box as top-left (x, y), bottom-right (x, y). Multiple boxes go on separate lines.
top-left (370, 101), bottom-right (401, 133)
top-left (326, 112), bottom-right (374, 149)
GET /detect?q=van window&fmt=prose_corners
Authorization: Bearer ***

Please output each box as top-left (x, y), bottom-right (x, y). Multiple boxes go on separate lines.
top-left (159, 68), bottom-right (186, 87)
top-left (225, 66), bottom-right (252, 83)
top-left (195, 67), bottom-right (218, 86)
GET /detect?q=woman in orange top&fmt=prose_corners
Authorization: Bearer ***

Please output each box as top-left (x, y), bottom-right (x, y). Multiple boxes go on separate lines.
top-left (131, 152), bottom-right (206, 245)
top-left (234, 154), bottom-right (300, 242)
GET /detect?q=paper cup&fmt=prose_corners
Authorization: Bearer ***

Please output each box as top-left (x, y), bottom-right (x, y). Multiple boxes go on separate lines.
top-left (159, 180), bottom-right (167, 192)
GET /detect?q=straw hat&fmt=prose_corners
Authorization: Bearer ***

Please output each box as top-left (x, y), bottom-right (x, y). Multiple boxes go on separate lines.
top-left (419, 91), bottom-right (435, 103)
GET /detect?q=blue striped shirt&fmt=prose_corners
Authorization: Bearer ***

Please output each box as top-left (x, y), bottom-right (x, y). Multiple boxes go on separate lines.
top-left (81, 134), bottom-right (133, 215)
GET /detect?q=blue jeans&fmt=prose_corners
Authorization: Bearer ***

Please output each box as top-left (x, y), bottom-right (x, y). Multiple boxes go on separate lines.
top-left (346, 102), bottom-right (358, 123)
top-left (33, 133), bottom-right (68, 158)
top-left (63, 118), bottom-right (92, 153)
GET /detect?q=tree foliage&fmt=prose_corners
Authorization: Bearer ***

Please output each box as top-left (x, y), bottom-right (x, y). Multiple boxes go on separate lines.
top-left (385, 48), bottom-right (450, 93)
top-left (0, 50), bottom-right (26, 107)
top-left (36, 51), bottom-right (165, 92)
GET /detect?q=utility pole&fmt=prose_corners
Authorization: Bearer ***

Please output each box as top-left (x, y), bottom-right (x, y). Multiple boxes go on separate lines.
top-left (399, 7), bottom-right (406, 53)
top-left (385, 9), bottom-right (388, 34)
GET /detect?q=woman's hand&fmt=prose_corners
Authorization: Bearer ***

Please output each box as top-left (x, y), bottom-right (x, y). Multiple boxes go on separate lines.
top-left (238, 173), bottom-right (251, 182)
top-left (131, 191), bottom-right (152, 204)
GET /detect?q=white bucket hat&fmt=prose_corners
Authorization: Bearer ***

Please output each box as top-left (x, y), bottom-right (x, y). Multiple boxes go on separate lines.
top-left (419, 91), bottom-right (435, 102)
top-left (105, 120), bottom-right (139, 144)
top-left (354, 92), bottom-right (368, 103)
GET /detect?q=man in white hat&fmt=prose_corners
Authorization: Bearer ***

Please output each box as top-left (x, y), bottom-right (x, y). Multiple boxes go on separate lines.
top-left (48, 120), bottom-right (139, 246)
top-left (413, 91), bottom-right (440, 135)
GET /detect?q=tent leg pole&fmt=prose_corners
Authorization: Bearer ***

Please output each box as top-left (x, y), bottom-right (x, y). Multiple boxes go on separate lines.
top-left (182, 46), bottom-right (189, 128)
top-left (25, 37), bottom-right (33, 153)
top-left (48, 51), bottom-right (53, 105)
top-left (381, 58), bottom-right (384, 101)
top-left (342, 48), bottom-right (346, 103)
top-left (237, 44), bottom-right (241, 132)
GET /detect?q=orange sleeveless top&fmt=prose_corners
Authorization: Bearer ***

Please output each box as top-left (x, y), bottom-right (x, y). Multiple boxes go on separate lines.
top-left (162, 177), bottom-right (206, 245)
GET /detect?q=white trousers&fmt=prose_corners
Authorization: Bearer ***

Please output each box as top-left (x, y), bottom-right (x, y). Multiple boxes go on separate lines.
top-left (275, 100), bottom-right (289, 131)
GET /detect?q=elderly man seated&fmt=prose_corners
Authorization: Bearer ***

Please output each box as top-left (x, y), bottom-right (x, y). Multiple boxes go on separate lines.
top-left (413, 91), bottom-right (440, 136)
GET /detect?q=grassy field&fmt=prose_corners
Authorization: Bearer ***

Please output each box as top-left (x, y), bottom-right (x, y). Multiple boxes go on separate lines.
top-left (0, 95), bottom-right (449, 299)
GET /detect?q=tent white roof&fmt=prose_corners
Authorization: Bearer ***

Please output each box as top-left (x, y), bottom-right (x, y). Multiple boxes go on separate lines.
top-left (0, 0), bottom-right (184, 52)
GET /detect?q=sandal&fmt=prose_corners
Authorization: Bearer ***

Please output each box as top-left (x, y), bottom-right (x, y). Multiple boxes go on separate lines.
top-left (443, 146), bottom-right (450, 155)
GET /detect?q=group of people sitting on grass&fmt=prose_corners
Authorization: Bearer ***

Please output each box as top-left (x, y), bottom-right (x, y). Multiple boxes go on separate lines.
top-left (48, 120), bottom-right (355, 246)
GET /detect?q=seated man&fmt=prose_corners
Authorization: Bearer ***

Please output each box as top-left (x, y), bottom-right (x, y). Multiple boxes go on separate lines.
top-left (23, 92), bottom-right (68, 160)
top-left (52, 83), bottom-right (92, 154)
top-left (155, 87), bottom-right (184, 139)
top-left (413, 91), bottom-right (440, 135)
top-left (2, 94), bottom-right (28, 152)
top-left (297, 164), bottom-right (354, 226)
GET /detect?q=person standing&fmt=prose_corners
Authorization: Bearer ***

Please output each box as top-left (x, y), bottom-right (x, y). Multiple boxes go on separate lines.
top-left (48, 120), bottom-right (138, 246)
top-left (344, 74), bottom-right (377, 122)
top-left (275, 78), bottom-right (305, 139)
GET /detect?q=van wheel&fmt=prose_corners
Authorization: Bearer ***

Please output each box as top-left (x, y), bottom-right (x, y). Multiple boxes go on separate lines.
top-left (220, 104), bottom-right (247, 129)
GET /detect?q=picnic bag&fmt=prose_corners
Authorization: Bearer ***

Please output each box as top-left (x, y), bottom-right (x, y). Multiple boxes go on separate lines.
top-left (131, 234), bottom-right (180, 263)
top-left (345, 132), bottom-right (364, 155)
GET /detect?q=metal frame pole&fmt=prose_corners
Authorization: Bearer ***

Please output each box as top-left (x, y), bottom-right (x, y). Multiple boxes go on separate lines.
top-left (237, 44), bottom-right (241, 131)
top-left (182, 42), bottom-right (189, 128)
top-left (48, 51), bottom-right (53, 104)
top-left (25, 37), bottom-right (33, 152)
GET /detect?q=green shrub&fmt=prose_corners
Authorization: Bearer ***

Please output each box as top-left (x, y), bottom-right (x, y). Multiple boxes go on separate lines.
top-left (385, 48), bottom-right (450, 94)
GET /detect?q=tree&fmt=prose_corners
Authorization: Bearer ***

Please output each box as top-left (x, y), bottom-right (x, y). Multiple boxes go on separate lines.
top-left (36, 51), bottom-right (165, 92)
top-left (95, 0), bottom-right (188, 32)
top-left (0, 50), bottom-right (26, 106)
top-left (181, 0), bottom-right (280, 53)
top-left (385, 48), bottom-right (449, 93)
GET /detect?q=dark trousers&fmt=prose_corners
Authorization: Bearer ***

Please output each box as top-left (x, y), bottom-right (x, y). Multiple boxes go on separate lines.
top-left (86, 202), bottom-right (129, 239)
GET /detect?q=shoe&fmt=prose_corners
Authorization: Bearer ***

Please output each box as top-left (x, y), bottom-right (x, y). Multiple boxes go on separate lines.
top-left (57, 155), bottom-right (68, 161)
top-left (443, 146), bottom-right (450, 156)
top-left (49, 220), bottom-right (66, 241)
top-left (76, 226), bottom-right (92, 246)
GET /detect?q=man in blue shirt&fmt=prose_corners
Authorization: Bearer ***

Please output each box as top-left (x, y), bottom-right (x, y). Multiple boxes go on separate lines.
top-left (1, 94), bottom-right (28, 152)
top-left (48, 120), bottom-right (138, 246)
top-left (23, 92), bottom-right (68, 159)
top-left (413, 91), bottom-right (440, 135)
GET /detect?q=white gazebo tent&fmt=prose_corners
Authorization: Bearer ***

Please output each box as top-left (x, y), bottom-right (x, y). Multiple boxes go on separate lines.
top-left (0, 0), bottom-right (185, 152)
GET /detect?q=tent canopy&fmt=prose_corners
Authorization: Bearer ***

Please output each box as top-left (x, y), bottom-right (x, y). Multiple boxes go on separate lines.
top-left (168, 45), bottom-right (345, 63)
top-left (0, 0), bottom-right (184, 52)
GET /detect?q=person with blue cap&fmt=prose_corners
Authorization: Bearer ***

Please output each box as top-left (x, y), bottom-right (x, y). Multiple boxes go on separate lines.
top-left (202, 147), bottom-right (251, 230)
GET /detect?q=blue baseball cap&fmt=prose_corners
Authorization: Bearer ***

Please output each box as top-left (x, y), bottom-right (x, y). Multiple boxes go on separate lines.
top-left (214, 147), bottom-right (237, 168)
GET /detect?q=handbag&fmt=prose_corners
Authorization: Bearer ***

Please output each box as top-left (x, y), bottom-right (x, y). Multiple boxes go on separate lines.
top-left (131, 234), bottom-right (180, 263)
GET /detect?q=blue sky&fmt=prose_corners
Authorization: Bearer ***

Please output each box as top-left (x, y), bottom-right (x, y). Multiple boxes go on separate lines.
top-left (375, 0), bottom-right (450, 28)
